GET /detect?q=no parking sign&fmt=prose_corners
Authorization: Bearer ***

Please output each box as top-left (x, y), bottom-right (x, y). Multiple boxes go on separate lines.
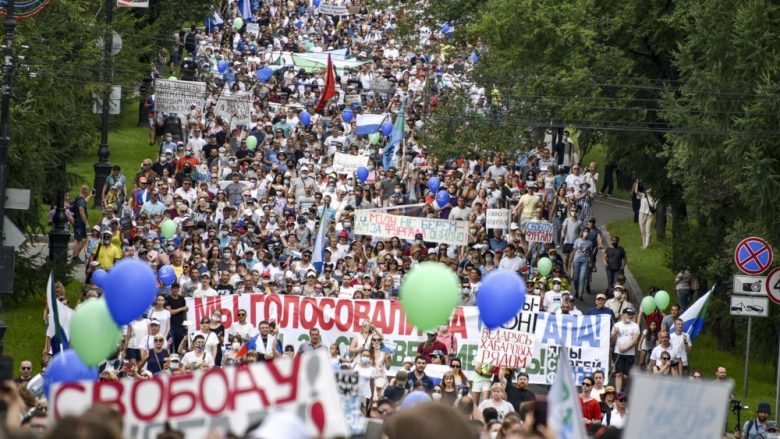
top-left (734, 237), bottom-right (773, 275)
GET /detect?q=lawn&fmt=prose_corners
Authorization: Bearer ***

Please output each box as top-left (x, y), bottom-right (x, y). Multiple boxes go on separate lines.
top-left (581, 144), bottom-right (632, 201)
top-left (608, 218), bottom-right (776, 429)
top-left (8, 107), bottom-right (150, 373)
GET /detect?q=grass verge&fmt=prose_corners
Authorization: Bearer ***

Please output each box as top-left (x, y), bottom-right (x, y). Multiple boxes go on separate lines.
top-left (582, 144), bottom-right (632, 201)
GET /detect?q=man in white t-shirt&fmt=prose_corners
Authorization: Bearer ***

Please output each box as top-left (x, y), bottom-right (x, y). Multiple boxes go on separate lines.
top-left (649, 330), bottom-right (681, 374)
top-left (498, 244), bottom-right (525, 273)
top-left (669, 318), bottom-right (692, 373)
top-left (228, 308), bottom-right (259, 344)
top-left (610, 308), bottom-right (640, 393)
top-left (543, 277), bottom-right (567, 313)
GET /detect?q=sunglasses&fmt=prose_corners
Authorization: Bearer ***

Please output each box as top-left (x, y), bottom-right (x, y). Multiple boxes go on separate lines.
top-left (238, 312), bottom-right (246, 316)
top-left (155, 338), bottom-right (164, 342)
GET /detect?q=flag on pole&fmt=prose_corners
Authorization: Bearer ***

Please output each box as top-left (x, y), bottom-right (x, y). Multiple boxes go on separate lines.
top-left (239, 0), bottom-right (253, 21)
top-left (46, 273), bottom-right (73, 353)
top-left (547, 346), bottom-right (587, 439)
top-left (315, 54), bottom-right (337, 114)
top-left (206, 12), bottom-right (224, 31)
top-left (355, 113), bottom-right (387, 135)
top-left (383, 102), bottom-right (406, 170)
top-left (679, 285), bottom-right (714, 340)
top-left (312, 205), bottom-right (331, 273)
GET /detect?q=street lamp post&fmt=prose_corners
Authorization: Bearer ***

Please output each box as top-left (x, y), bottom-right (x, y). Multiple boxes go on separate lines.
top-left (92, 0), bottom-right (114, 207)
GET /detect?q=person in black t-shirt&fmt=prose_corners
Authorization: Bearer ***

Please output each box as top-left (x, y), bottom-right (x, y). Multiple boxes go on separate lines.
top-left (603, 235), bottom-right (627, 290)
top-left (505, 371), bottom-right (535, 412)
top-left (215, 270), bottom-right (234, 296)
top-left (165, 283), bottom-right (188, 351)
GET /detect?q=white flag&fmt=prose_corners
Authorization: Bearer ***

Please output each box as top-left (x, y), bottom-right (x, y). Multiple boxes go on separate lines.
top-left (547, 347), bottom-right (587, 439)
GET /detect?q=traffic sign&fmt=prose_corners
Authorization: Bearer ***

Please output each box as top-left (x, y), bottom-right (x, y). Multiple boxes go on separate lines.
top-left (734, 237), bottom-right (773, 275)
top-left (765, 267), bottom-right (780, 305)
top-left (732, 275), bottom-right (766, 296)
top-left (730, 295), bottom-right (769, 317)
top-left (4, 188), bottom-right (30, 210)
top-left (2, 215), bottom-right (25, 249)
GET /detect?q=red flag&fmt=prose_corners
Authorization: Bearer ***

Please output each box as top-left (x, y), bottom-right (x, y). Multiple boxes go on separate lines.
top-left (315, 54), bottom-right (337, 114)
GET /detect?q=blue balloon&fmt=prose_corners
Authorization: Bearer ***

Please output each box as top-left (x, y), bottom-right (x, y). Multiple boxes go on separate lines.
top-left (441, 23), bottom-right (450, 34)
top-left (103, 258), bottom-right (158, 325)
top-left (470, 52), bottom-right (479, 63)
top-left (256, 67), bottom-right (273, 83)
top-left (217, 60), bottom-right (229, 73)
top-left (356, 166), bottom-right (369, 183)
top-left (427, 176), bottom-right (440, 193)
top-left (401, 390), bottom-right (431, 410)
top-left (381, 120), bottom-right (393, 137)
top-left (91, 269), bottom-right (108, 287)
top-left (342, 108), bottom-right (354, 123)
top-left (299, 110), bottom-right (311, 127)
top-left (44, 350), bottom-right (97, 398)
top-left (294, 19), bottom-right (303, 29)
top-left (477, 270), bottom-right (526, 329)
top-left (158, 265), bottom-right (177, 287)
top-left (313, 0), bottom-right (321, 6)
top-left (435, 190), bottom-right (450, 207)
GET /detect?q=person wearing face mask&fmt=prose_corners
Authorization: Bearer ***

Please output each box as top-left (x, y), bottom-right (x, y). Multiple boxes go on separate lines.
top-left (89, 230), bottom-right (123, 270)
top-left (571, 228), bottom-right (593, 299)
top-left (603, 235), bottom-right (627, 291)
top-left (610, 308), bottom-right (640, 392)
top-left (543, 277), bottom-right (568, 313)
top-left (354, 348), bottom-right (378, 409)
top-left (176, 146), bottom-right (200, 172)
top-left (160, 133), bottom-right (177, 155)
top-left (561, 208), bottom-right (582, 275)
top-left (605, 284), bottom-right (629, 317)
top-left (181, 334), bottom-right (215, 369)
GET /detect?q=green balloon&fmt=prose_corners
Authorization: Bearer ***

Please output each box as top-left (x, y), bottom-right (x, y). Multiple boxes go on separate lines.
top-left (160, 219), bottom-right (177, 239)
top-left (369, 132), bottom-right (380, 145)
top-left (70, 299), bottom-right (123, 366)
top-left (400, 262), bottom-right (460, 332)
top-left (167, 76), bottom-right (177, 81)
top-left (641, 296), bottom-right (657, 315)
top-left (654, 290), bottom-right (671, 311)
top-left (537, 257), bottom-right (553, 276)
top-left (233, 17), bottom-right (244, 30)
top-left (246, 135), bottom-right (258, 150)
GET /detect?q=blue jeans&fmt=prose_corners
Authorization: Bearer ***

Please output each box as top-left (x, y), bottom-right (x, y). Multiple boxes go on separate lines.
top-left (677, 288), bottom-right (692, 312)
top-left (573, 256), bottom-right (590, 297)
top-left (607, 269), bottom-right (621, 289)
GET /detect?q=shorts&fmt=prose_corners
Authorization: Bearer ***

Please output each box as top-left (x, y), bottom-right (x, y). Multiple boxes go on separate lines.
top-left (125, 348), bottom-right (142, 362)
top-left (562, 243), bottom-right (574, 254)
top-left (73, 223), bottom-right (87, 241)
top-left (471, 378), bottom-right (492, 393)
top-left (613, 353), bottom-right (635, 374)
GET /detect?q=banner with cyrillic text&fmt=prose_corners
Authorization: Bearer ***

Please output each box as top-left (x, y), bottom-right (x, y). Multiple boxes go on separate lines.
top-left (476, 328), bottom-right (536, 369)
top-left (525, 220), bottom-right (554, 243)
top-left (50, 350), bottom-right (347, 439)
top-left (318, 3), bottom-right (349, 15)
top-left (486, 209), bottom-right (511, 230)
top-left (154, 79), bottom-right (207, 115)
top-left (354, 211), bottom-right (469, 246)
top-left (215, 93), bottom-right (253, 127)
top-left (183, 295), bottom-right (573, 383)
top-left (332, 153), bottom-right (369, 175)
top-left (530, 312), bottom-right (611, 385)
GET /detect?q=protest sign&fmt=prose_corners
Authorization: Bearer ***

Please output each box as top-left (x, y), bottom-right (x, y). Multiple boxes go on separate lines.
top-left (184, 294), bottom-right (542, 381)
top-left (354, 211), bottom-right (469, 246)
top-left (215, 93), bottom-right (252, 127)
top-left (623, 372), bottom-right (732, 439)
top-left (370, 77), bottom-right (395, 96)
top-left (335, 371), bottom-right (366, 435)
top-left (318, 2), bottom-right (349, 15)
top-left (486, 209), bottom-right (511, 230)
top-left (530, 312), bottom-right (611, 385)
top-left (476, 328), bottom-right (536, 369)
top-left (246, 23), bottom-right (260, 38)
top-left (117, 0), bottom-right (148, 6)
top-left (50, 350), bottom-right (347, 439)
top-left (332, 153), bottom-right (369, 175)
top-left (344, 94), bottom-right (362, 106)
top-left (154, 79), bottom-right (207, 115)
top-left (526, 220), bottom-right (554, 243)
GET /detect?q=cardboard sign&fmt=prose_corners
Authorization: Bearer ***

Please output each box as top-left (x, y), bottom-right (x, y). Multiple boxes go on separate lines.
top-left (332, 153), bottom-right (369, 175)
top-left (184, 295), bottom-right (550, 382)
top-left (526, 220), bottom-right (554, 243)
top-left (370, 77), bottom-right (395, 96)
top-left (318, 3), bottom-right (349, 15)
top-left (486, 209), bottom-right (511, 230)
top-left (215, 93), bottom-right (253, 127)
top-left (246, 23), bottom-right (260, 38)
top-left (50, 351), bottom-right (348, 439)
top-left (531, 313), bottom-right (611, 385)
top-left (335, 371), bottom-right (366, 435)
top-left (154, 79), bottom-right (207, 115)
top-left (354, 211), bottom-right (469, 246)
top-left (623, 371), bottom-right (732, 439)
top-left (476, 328), bottom-right (536, 369)
top-left (117, 0), bottom-right (148, 6)
top-left (344, 94), bottom-right (362, 106)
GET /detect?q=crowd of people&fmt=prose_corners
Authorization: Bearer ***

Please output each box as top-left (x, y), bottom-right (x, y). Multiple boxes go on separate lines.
top-left (21, 0), bottom-right (776, 438)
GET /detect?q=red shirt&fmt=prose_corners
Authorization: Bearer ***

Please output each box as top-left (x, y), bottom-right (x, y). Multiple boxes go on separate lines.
top-left (416, 341), bottom-right (448, 363)
top-left (580, 396), bottom-right (602, 424)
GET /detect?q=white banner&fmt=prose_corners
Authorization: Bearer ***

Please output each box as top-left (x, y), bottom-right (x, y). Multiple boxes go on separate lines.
top-left (623, 372), bottom-right (732, 439)
top-left (318, 3), bottom-right (349, 15)
top-left (117, 0), bottom-right (148, 7)
top-left (344, 94), bottom-right (362, 106)
top-left (531, 312), bottom-right (611, 385)
top-left (181, 294), bottom-right (605, 384)
top-left (215, 92), bottom-right (253, 127)
top-left (332, 153), bottom-right (368, 175)
top-left (154, 79), bottom-right (207, 115)
top-left (486, 209), bottom-right (511, 230)
top-left (476, 328), bottom-right (536, 369)
top-left (246, 23), bottom-right (260, 38)
top-left (526, 220), bottom-right (554, 243)
top-left (50, 351), bottom-right (347, 439)
top-left (354, 211), bottom-right (469, 246)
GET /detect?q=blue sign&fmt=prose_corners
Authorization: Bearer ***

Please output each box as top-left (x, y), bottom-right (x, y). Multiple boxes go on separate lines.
top-left (734, 237), bottom-right (773, 275)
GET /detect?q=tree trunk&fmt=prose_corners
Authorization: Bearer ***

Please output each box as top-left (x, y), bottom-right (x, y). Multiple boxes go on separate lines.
top-left (655, 202), bottom-right (667, 240)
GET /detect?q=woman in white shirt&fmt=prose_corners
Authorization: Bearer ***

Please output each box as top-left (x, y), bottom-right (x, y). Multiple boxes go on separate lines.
top-left (477, 383), bottom-right (515, 422)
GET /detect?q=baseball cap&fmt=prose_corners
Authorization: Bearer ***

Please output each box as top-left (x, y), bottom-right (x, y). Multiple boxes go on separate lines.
top-left (596, 293), bottom-right (607, 300)
top-left (149, 319), bottom-right (160, 326)
top-left (758, 402), bottom-right (771, 413)
top-left (402, 356), bottom-right (414, 364)
top-left (623, 307), bottom-right (635, 314)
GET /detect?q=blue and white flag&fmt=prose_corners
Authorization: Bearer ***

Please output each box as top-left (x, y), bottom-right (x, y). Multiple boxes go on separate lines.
top-left (383, 102), bottom-right (405, 170)
top-left (46, 273), bottom-right (73, 352)
top-left (312, 207), bottom-right (332, 273)
top-left (355, 113), bottom-right (387, 135)
top-left (679, 285), bottom-right (714, 340)
top-left (547, 346), bottom-right (587, 439)
top-left (239, 0), bottom-right (253, 21)
top-left (206, 12), bottom-right (224, 31)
